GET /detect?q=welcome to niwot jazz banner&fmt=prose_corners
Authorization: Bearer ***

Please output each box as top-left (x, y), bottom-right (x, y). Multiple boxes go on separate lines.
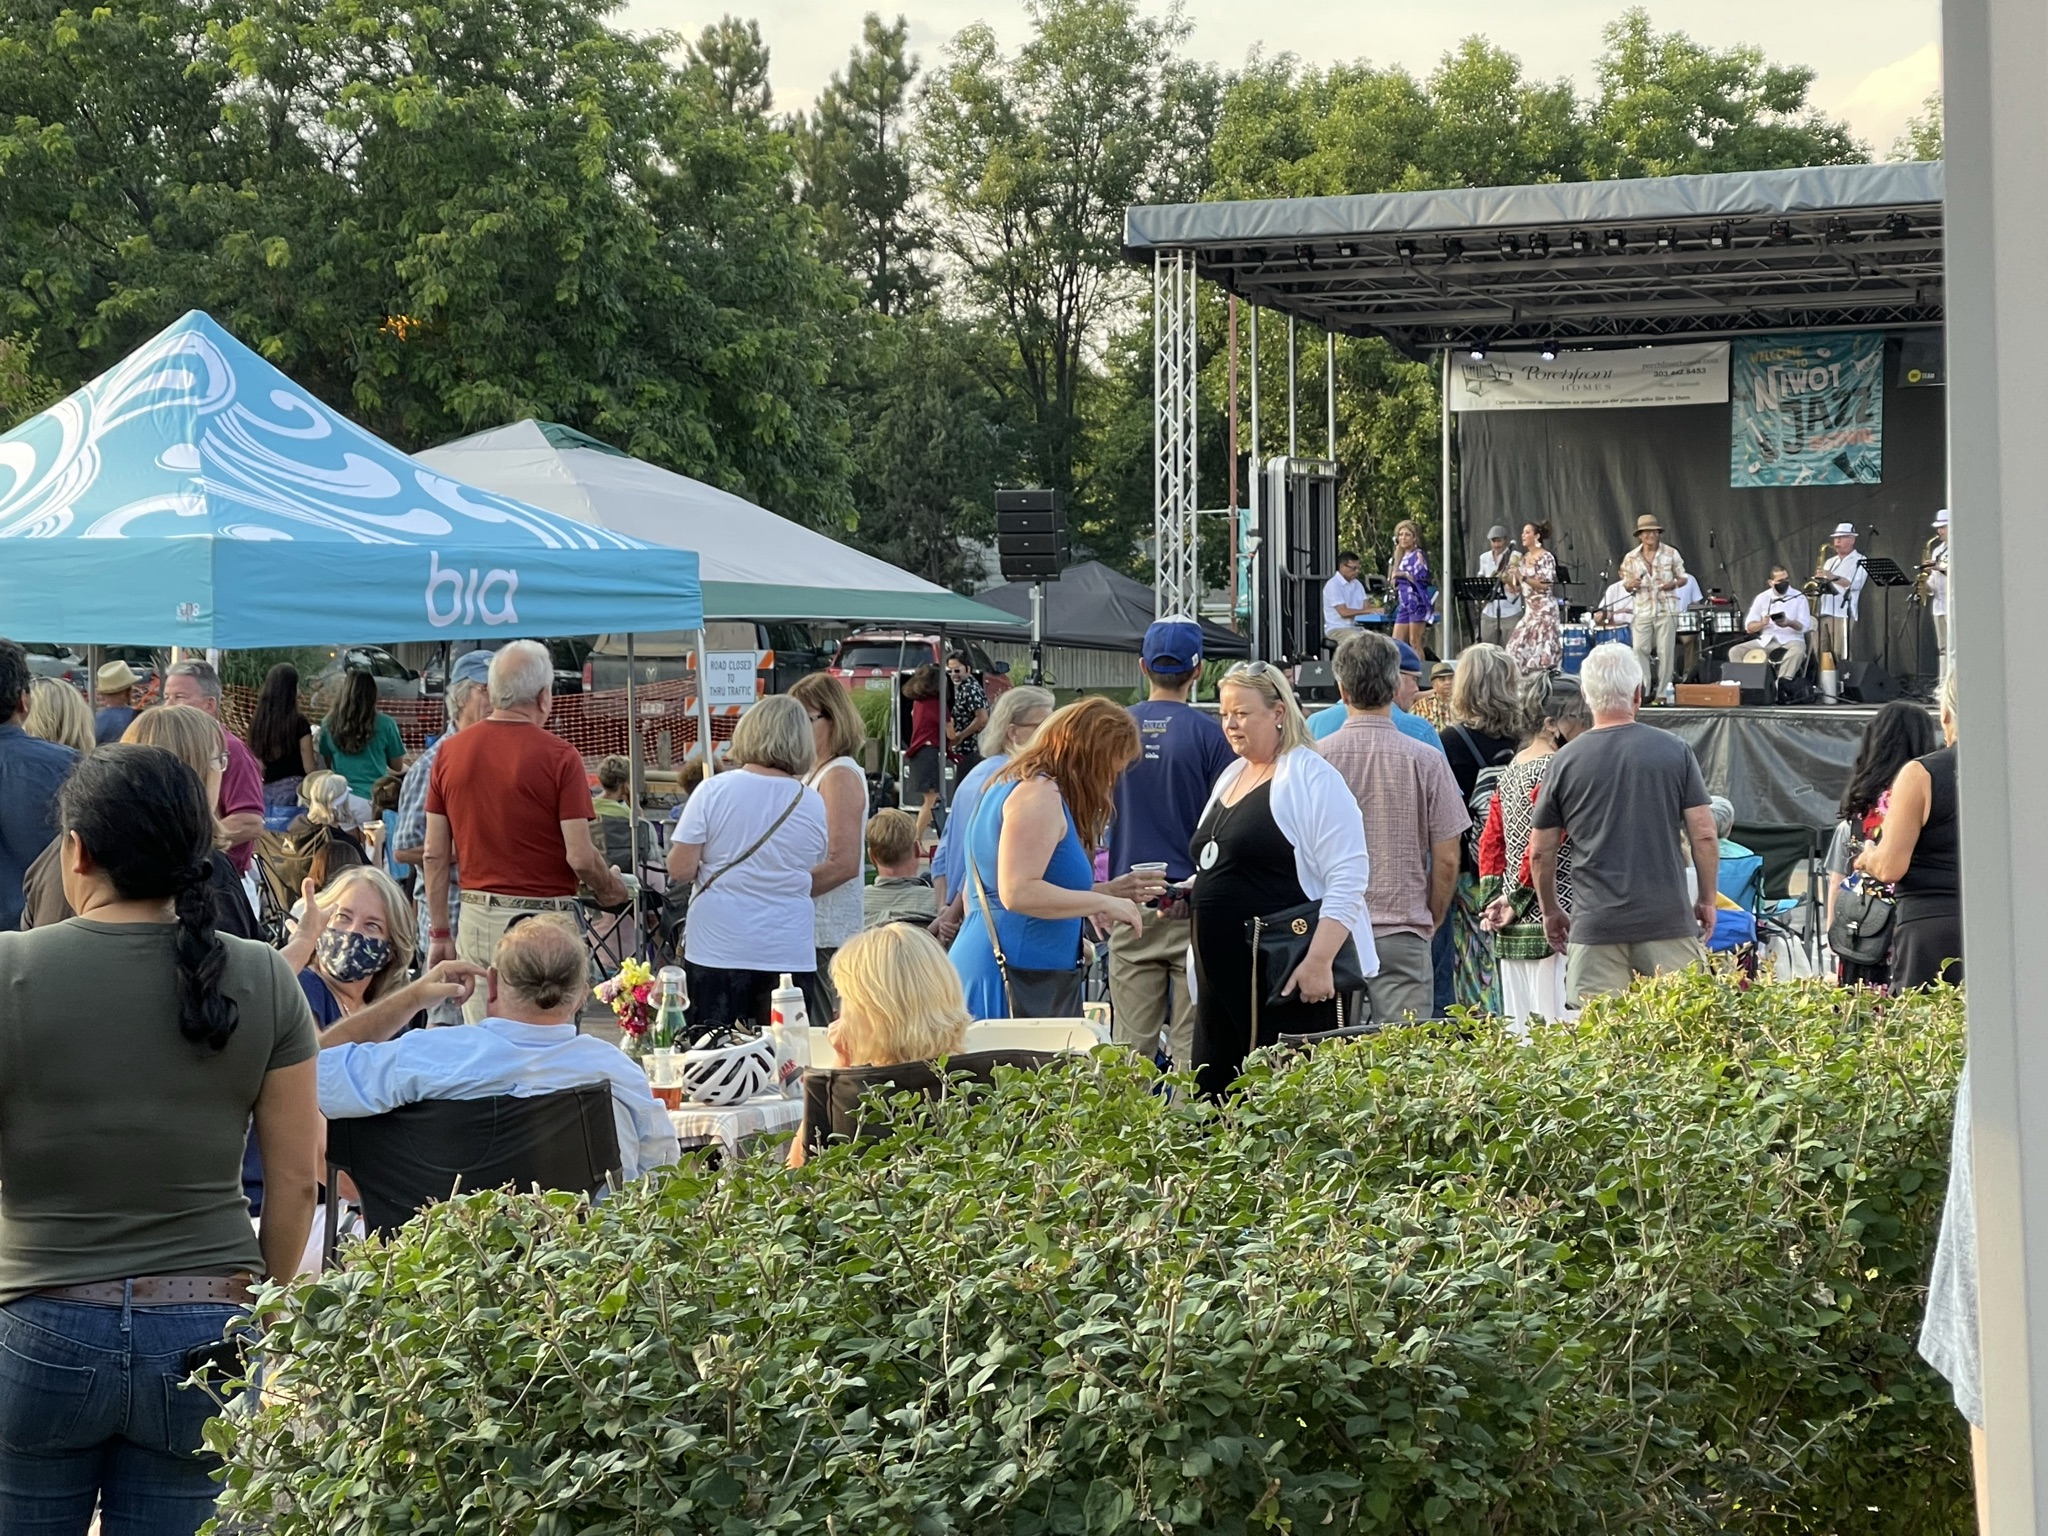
top-left (1448, 342), bottom-right (1730, 412)
top-left (1729, 332), bottom-right (1885, 487)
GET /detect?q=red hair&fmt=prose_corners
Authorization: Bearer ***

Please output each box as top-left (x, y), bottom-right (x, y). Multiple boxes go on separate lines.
top-left (996, 695), bottom-right (1139, 848)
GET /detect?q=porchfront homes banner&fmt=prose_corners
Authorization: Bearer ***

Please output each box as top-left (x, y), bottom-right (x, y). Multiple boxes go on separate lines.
top-left (1449, 342), bottom-right (1731, 412)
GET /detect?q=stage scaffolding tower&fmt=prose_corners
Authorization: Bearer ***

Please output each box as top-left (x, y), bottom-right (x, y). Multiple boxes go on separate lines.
top-left (1153, 249), bottom-right (1201, 621)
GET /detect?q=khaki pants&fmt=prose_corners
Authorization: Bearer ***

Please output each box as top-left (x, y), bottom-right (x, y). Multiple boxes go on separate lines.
top-left (1728, 637), bottom-right (1807, 682)
top-left (458, 891), bottom-right (581, 1022)
top-left (1633, 612), bottom-right (1677, 695)
top-left (1565, 934), bottom-right (1706, 1006)
top-left (1821, 614), bottom-right (1853, 665)
top-left (1356, 929), bottom-right (1435, 1026)
top-left (1109, 912), bottom-right (1194, 1066)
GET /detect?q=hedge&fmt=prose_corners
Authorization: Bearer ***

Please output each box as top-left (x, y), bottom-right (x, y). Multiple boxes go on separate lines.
top-left (209, 971), bottom-right (1970, 1534)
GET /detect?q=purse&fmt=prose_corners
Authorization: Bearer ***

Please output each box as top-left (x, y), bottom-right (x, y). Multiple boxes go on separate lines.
top-left (1246, 899), bottom-right (1369, 1012)
top-left (1827, 879), bottom-right (1895, 965)
top-left (967, 852), bottom-right (1085, 1018)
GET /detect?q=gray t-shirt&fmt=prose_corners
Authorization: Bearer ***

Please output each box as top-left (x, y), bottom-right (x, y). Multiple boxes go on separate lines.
top-left (1531, 722), bottom-right (1708, 946)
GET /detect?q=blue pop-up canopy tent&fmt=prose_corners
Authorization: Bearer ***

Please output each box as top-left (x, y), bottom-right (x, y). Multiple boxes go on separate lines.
top-left (0, 312), bottom-right (702, 646)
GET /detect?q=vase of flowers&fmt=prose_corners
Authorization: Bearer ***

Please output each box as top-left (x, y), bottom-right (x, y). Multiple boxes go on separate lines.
top-left (593, 958), bottom-right (657, 1059)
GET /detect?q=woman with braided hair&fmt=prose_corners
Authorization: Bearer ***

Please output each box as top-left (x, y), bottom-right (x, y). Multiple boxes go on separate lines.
top-left (0, 744), bottom-right (322, 1533)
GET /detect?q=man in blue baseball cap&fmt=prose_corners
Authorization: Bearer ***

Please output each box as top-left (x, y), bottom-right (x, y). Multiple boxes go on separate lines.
top-left (393, 646), bottom-right (497, 1021)
top-left (1307, 637), bottom-right (1444, 754)
top-left (1107, 617), bottom-right (1234, 1068)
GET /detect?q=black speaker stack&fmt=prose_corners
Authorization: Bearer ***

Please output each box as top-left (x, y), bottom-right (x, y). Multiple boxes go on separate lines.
top-left (996, 488), bottom-right (1066, 583)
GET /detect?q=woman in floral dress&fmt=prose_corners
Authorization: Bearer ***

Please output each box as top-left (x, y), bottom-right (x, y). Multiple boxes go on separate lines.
top-left (1389, 520), bottom-right (1434, 656)
top-left (1505, 520), bottom-right (1562, 674)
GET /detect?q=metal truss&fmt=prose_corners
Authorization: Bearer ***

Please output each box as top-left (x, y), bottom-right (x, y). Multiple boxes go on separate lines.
top-left (1153, 248), bottom-right (1201, 621)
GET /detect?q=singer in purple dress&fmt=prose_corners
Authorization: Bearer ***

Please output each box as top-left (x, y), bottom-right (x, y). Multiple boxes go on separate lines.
top-left (1390, 519), bottom-right (1434, 656)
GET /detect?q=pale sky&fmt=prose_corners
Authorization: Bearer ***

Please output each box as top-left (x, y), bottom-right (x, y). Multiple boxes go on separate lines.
top-left (619, 0), bottom-right (1940, 159)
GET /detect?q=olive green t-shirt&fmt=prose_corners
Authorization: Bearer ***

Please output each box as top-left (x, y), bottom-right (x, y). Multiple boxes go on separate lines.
top-left (0, 920), bottom-right (318, 1301)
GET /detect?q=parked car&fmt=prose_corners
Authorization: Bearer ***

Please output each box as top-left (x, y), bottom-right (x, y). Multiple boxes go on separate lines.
top-left (426, 639), bottom-right (587, 696)
top-left (310, 646), bottom-right (425, 706)
top-left (20, 643), bottom-right (87, 691)
top-left (827, 631), bottom-right (1013, 700)
top-left (582, 623), bottom-right (831, 697)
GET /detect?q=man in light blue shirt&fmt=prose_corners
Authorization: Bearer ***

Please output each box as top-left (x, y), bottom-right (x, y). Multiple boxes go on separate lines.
top-left (319, 915), bottom-right (679, 1182)
top-left (1309, 639), bottom-right (1443, 754)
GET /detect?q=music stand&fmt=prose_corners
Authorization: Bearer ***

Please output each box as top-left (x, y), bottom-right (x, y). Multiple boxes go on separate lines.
top-left (1862, 557), bottom-right (1913, 691)
top-left (1452, 577), bottom-right (1501, 649)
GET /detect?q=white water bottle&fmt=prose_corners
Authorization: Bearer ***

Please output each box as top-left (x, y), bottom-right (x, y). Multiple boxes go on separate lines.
top-left (1819, 651), bottom-right (1840, 702)
top-left (768, 974), bottom-right (810, 1099)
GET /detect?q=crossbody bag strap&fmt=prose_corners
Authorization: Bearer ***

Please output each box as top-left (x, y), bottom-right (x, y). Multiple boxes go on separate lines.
top-left (696, 784), bottom-right (804, 897)
top-left (966, 851), bottom-right (1017, 1015)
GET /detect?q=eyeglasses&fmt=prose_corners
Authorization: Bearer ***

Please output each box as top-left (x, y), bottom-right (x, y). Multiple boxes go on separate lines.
top-left (212, 750), bottom-right (232, 770)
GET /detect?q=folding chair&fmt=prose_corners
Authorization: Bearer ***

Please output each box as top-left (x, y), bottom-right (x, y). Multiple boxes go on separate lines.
top-left (322, 1083), bottom-right (620, 1267)
top-left (1731, 821), bottom-right (1825, 966)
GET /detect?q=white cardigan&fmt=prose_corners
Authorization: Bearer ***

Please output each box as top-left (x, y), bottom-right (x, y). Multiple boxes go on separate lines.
top-left (1196, 747), bottom-right (1379, 977)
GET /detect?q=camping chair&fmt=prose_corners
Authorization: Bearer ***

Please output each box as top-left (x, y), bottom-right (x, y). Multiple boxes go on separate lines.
top-left (1716, 841), bottom-right (1767, 915)
top-left (321, 1084), bottom-right (620, 1267)
top-left (1731, 821), bottom-right (1825, 967)
top-left (801, 1050), bottom-right (1057, 1154)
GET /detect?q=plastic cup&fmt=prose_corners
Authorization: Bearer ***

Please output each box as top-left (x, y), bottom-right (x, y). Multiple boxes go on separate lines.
top-left (645, 1048), bottom-right (684, 1111)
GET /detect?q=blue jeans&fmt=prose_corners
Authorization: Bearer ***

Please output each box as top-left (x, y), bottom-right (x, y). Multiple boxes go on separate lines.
top-left (0, 1293), bottom-right (246, 1535)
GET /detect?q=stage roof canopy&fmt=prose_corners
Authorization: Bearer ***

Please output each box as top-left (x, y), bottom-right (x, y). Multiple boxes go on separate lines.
top-left (1123, 161), bottom-right (1944, 353)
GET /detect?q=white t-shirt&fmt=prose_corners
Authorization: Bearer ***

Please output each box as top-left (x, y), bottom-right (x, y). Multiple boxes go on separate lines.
top-left (806, 755), bottom-right (868, 951)
top-left (1322, 573), bottom-right (1367, 633)
top-left (672, 769), bottom-right (830, 973)
top-left (1596, 581), bottom-right (1634, 624)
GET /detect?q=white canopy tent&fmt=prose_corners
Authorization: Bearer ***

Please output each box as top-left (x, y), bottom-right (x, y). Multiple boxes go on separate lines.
top-left (415, 419), bottom-right (1016, 627)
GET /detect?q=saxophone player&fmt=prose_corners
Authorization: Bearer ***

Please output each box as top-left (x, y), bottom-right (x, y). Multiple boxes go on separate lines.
top-left (1924, 509), bottom-right (1950, 682)
top-left (1814, 523), bottom-right (1867, 663)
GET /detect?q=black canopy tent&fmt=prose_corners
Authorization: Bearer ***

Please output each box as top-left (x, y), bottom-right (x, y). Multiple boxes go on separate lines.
top-left (951, 562), bottom-right (1248, 656)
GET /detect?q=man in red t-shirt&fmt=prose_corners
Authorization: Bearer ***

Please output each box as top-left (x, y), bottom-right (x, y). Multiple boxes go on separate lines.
top-left (425, 640), bottom-right (627, 1021)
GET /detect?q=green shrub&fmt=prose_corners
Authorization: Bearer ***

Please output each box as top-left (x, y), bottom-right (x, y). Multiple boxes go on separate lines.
top-left (211, 972), bottom-right (1970, 1534)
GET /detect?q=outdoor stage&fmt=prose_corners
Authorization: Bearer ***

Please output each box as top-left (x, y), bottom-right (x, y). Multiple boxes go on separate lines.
top-left (1642, 702), bottom-right (1909, 828)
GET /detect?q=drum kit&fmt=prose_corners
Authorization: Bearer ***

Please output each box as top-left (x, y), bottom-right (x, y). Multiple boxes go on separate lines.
top-left (1561, 604), bottom-right (1735, 681)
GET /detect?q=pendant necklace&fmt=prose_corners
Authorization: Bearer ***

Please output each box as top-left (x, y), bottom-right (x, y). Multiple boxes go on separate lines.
top-left (1199, 759), bottom-right (1276, 869)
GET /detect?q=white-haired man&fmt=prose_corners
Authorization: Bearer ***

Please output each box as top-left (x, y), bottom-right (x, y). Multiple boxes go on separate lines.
top-left (425, 639), bottom-right (627, 1021)
top-left (319, 915), bottom-right (678, 1182)
top-left (1529, 642), bottom-right (1717, 1006)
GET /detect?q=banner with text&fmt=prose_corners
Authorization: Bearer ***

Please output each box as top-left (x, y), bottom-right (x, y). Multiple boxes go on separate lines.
top-left (1730, 332), bottom-right (1885, 487)
top-left (1448, 342), bottom-right (1729, 412)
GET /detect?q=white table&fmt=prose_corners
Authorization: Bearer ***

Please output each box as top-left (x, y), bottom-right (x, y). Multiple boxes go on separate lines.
top-left (668, 1094), bottom-right (803, 1157)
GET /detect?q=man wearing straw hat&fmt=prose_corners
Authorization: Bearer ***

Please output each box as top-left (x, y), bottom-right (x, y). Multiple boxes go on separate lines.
top-left (91, 659), bottom-right (141, 746)
top-left (1619, 513), bottom-right (1688, 701)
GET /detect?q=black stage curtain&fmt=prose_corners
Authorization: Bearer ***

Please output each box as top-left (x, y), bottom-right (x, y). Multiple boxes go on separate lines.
top-left (1643, 706), bottom-right (1885, 830)
top-left (1457, 336), bottom-right (1945, 691)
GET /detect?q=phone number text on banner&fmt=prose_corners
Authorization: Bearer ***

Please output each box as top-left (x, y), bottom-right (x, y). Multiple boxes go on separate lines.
top-left (1730, 332), bottom-right (1885, 487)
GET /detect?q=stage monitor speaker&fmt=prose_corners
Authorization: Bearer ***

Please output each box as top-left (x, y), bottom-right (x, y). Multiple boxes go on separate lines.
top-left (1841, 660), bottom-right (1900, 704)
top-left (1718, 659), bottom-right (1772, 706)
top-left (996, 488), bottom-right (1066, 582)
top-left (1292, 659), bottom-right (1337, 703)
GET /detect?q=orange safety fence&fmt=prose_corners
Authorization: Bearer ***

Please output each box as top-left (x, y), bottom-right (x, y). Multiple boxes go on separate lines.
top-left (221, 681), bottom-right (738, 771)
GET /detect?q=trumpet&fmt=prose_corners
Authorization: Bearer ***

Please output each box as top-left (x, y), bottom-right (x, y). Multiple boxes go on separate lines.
top-left (1801, 541), bottom-right (1833, 600)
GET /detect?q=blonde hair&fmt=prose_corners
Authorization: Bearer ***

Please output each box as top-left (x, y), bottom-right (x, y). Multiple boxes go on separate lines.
top-left (865, 806), bottom-right (919, 867)
top-left (829, 925), bottom-right (969, 1066)
top-left (1940, 666), bottom-right (1959, 730)
top-left (122, 703), bottom-right (223, 779)
top-left (300, 770), bottom-right (356, 828)
top-left (1450, 643), bottom-right (1525, 738)
top-left (789, 671), bottom-right (866, 763)
top-left (312, 865), bottom-right (417, 1000)
top-left (980, 684), bottom-right (1055, 758)
top-left (1218, 661), bottom-right (1314, 754)
top-left (25, 678), bottom-right (94, 755)
top-left (727, 694), bottom-right (816, 777)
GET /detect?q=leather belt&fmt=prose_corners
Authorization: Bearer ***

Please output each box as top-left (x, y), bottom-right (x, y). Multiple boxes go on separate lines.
top-left (37, 1274), bottom-right (257, 1306)
top-left (461, 891), bottom-right (578, 910)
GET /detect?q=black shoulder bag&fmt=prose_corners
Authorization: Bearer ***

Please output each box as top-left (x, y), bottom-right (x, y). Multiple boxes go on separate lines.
top-left (1827, 880), bottom-right (1895, 965)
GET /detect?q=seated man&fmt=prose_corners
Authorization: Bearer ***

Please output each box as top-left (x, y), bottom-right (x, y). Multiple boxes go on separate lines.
top-left (863, 808), bottom-right (939, 928)
top-left (1728, 565), bottom-right (1812, 683)
top-left (1707, 794), bottom-right (1764, 911)
top-left (318, 914), bottom-right (680, 1181)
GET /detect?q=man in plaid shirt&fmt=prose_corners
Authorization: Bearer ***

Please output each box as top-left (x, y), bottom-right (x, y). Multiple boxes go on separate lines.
top-left (1620, 514), bottom-right (1689, 700)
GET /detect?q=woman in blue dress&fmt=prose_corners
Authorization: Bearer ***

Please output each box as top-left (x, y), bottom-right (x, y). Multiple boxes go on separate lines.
top-left (951, 697), bottom-right (1146, 1019)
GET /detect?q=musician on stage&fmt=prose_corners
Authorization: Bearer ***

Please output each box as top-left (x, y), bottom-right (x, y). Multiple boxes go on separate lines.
top-left (1728, 565), bottom-right (1812, 682)
top-left (1815, 522), bottom-right (1867, 662)
top-left (1619, 514), bottom-right (1688, 699)
top-left (1925, 508), bottom-right (1950, 681)
top-left (1321, 550), bottom-right (1369, 653)
top-left (1592, 578), bottom-right (1634, 629)
top-left (1476, 525), bottom-right (1522, 646)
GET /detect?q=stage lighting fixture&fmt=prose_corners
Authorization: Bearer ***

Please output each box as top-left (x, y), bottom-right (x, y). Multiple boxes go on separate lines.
top-left (1337, 241), bottom-right (1357, 259)
top-left (1824, 217), bottom-right (1853, 244)
top-left (1442, 237), bottom-right (1466, 260)
top-left (1529, 232), bottom-right (1551, 258)
top-left (1569, 229), bottom-right (1592, 254)
top-left (1654, 226), bottom-right (1676, 250)
top-left (1884, 213), bottom-right (1913, 242)
top-left (1767, 220), bottom-right (1793, 245)
top-left (1395, 239), bottom-right (1418, 263)
top-left (1603, 229), bottom-right (1627, 253)
top-left (1497, 233), bottom-right (1521, 256)
top-left (1294, 243), bottom-right (1316, 269)
top-left (1539, 342), bottom-right (1559, 362)
top-left (1467, 343), bottom-right (1487, 362)
top-left (1706, 223), bottom-right (1731, 250)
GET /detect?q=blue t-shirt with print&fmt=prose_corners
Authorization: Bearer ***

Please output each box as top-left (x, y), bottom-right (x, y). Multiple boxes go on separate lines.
top-left (1107, 701), bottom-right (1235, 883)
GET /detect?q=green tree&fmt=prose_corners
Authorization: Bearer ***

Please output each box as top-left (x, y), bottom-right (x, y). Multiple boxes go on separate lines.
top-left (918, 0), bottom-right (1218, 501)
top-left (796, 14), bottom-right (928, 314)
top-left (1586, 8), bottom-right (1863, 177)
top-left (1893, 91), bottom-right (1943, 161)
top-left (684, 16), bottom-right (775, 121)
top-left (0, 338), bottom-right (61, 432)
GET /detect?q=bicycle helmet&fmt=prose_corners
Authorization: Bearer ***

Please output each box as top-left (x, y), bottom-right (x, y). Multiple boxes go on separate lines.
top-left (679, 1027), bottom-right (777, 1106)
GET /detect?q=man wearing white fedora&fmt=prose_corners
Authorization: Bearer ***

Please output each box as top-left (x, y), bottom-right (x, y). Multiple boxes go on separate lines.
top-left (1815, 522), bottom-right (1867, 665)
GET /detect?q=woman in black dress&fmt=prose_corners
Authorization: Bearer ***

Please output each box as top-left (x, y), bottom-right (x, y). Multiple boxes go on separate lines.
top-left (1826, 700), bottom-right (1940, 987)
top-left (1188, 662), bottom-right (1374, 1098)
top-left (1855, 673), bottom-right (1962, 989)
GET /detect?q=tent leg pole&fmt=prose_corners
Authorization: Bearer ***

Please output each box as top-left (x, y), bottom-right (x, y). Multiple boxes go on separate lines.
top-left (1030, 583), bottom-right (1045, 686)
top-left (1440, 350), bottom-right (1453, 660)
top-left (1249, 304), bottom-right (1261, 663)
top-left (694, 628), bottom-right (715, 777)
top-left (625, 635), bottom-right (644, 861)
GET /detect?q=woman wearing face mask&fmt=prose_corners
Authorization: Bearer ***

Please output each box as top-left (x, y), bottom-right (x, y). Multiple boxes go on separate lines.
top-left (280, 866), bottom-right (484, 1039)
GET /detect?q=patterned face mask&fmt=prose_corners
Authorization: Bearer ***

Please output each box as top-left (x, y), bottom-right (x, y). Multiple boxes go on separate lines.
top-left (318, 928), bottom-right (392, 984)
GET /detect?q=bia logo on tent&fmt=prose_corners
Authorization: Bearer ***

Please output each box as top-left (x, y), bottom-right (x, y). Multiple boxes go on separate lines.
top-left (424, 551), bottom-right (519, 628)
